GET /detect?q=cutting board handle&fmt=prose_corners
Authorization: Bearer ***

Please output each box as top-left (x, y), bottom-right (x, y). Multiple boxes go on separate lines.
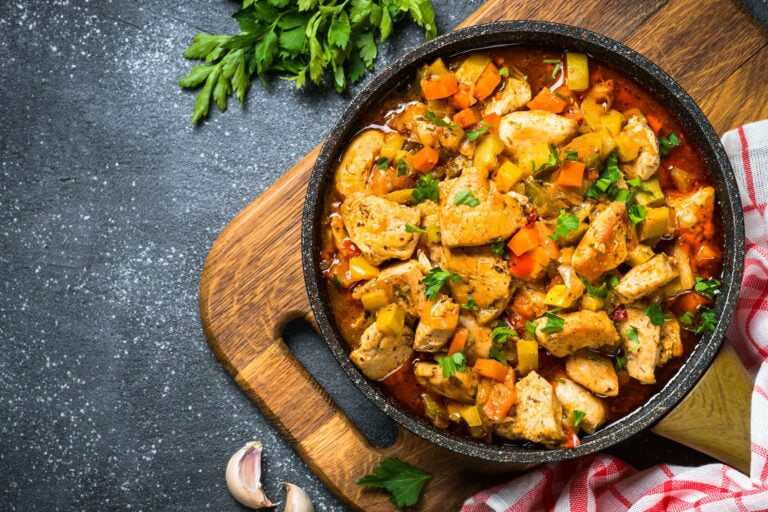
top-left (199, 150), bottom-right (517, 512)
top-left (652, 342), bottom-right (752, 473)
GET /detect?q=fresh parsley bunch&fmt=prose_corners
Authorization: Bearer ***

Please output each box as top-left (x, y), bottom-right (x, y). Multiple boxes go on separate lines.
top-left (178, 0), bottom-right (437, 123)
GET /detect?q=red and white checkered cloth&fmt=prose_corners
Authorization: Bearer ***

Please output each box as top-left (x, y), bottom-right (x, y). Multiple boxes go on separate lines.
top-left (463, 120), bottom-right (768, 512)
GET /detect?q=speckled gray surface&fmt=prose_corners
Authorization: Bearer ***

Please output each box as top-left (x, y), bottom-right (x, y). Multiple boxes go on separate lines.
top-left (0, 1), bottom-right (718, 511)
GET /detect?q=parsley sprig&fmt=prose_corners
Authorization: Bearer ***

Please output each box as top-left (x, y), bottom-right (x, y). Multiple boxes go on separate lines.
top-left (453, 190), bottom-right (480, 207)
top-left (659, 133), bottom-right (681, 157)
top-left (644, 304), bottom-right (671, 326)
top-left (425, 111), bottom-right (458, 130)
top-left (357, 457), bottom-right (432, 507)
top-left (179, 0), bottom-right (437, 123)
top-left (438, 351), bottom-right (467, 377)
top-left (412, 173), bottom-right (439, 203)
top-left (550, 209), bottom-right (579, 242)
top-left (422, 267), bottom-right (462, 300)
top-left (541, 311), bottom-right (565, 333)
top-left (694, 277), bottom-right (721, 300)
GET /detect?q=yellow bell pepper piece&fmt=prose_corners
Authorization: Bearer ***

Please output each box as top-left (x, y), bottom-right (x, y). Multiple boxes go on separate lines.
top-left (628, 244), bottom-right (655, 266)
top-left (361, 290), bottom-right (390, 311)
top-left (473, 134), bottom-right (505, 172)
top-left (376, 304), bottom-right (405, 335)
top-left (516, 339), bottom-right (539, 375)
top-left (615, 130), bottom-right (640, 162)
top-left (348, 256), bottom-right (380, 283)
top-left (424, 213), bottom-right (441, 243)
top-left (495, 160), bottom-right (526, 192)
top-left (565, 52), bottom-right (589, 91)
top-left (380, 132), bottom-right (405, 161)
top-left (581, 294), bottom-right (604, 311)
top-left (459, 405), bottom-right (483, 428)
top-left (544, 284), bottom-right (574, 308)
top-left (383, 189), bottom-right (415, 204)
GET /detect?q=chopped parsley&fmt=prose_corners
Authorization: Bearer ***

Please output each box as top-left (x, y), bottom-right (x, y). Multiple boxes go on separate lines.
top-left (465, 125), bottom-right (489, 142)
top-left (375, 156), bottom-right (389, 169)
top-left (404, 223), bottom-right (425, 234)
top-left (694, 277), bottom-right (721, 300)
top-left (581, 277), bottom-right (608, 299)
top-left (425, 111), bottom-right (458, 130)
top-left (422, 267), bottom-right (462, 300)
top-left (453, 189), bottom-right (480, 207)
top-left (498, 66), bottom-right (509, 76)
top-left (356, 457), bottom-right (432, 508)
top-left (411, 173), bottom-right (439, 203)
top-left (550, 62), bottom-right (562, 80)
top-left (628, 204), bottom-right (648, 226)
top-left (625, 326), bottom-right (641, 351)
top-left (694, 308), bottom-right (718, 335)
top-left (438, 351), bottom-right (467, 377)
top-left (397, 158), bottom-right (409, 176)
top-left (586, 152), bottom-right (623, 199)
top-left (491, 322), bottom-right (517, 344)
top-left (644, 304), bottom-right (671, 326)
top-left (550, 209), bottom-right (580, 242)
top-left (607, 274), bottom-right (620, 289)
top-left (659, 133), bottom-right (681, 157)
top-left (533, 144), bottom-right (559, 173)
top-left (615, 352), bottom-right (628, 371)
top-left (564, 149), bottom-right (579, 161)
top-left (525, 320), bottom-right (539, 339)
top-left (489, 345), bottom-right (508, 365)
top-left (572, 410), bottom-right (586, 429)
top-left (461, 294), bottom-right (479, 311)
top-left (541, 311), bottom-right (565, 334)
top-left (490, 238), bottom-right (509, 260)
top-left (678, 311), bottom-right (695, 326)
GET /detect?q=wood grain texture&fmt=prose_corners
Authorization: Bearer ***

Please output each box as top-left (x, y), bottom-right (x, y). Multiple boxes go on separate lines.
top-left (200, 1), bottom-right (764, 509)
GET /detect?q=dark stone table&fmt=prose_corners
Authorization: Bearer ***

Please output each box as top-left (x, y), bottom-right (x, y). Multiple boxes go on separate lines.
top-left (0, 2), bottom-right (716, 510)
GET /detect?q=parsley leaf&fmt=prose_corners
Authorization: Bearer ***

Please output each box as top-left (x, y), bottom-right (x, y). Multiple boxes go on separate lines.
top-left (625, 326), bottom-right (641, 351)
top-left (438, 351), bottom-right (467, 377)
top-left (453, 190), bottom-right (480, 207)
top-left (542, 311), bottom-right (565, 333)
top-left (694, 308), bottom-right (718, 335)
top-left (412, 173), bottom-right (439, 203)
top-left (376, 156), bottom-right (390, 169)
top-left (615, 352), bottom-right (628, 371)
top-left (587, 152), bottom-right (623, 199)
top-left (525, 320), bottom-right (539, 339)
top-left (498, 66), bottom-right (509, 76)
top-left (466, 126), bottom-right (488, 142)
top-left (461, 294), bottom-right (479, 311)
top-left (533, 144), bottom-right (559, 173)
top-left (397, 158), bottom-right (409, 176)
top-left (572, 409), bottom-right (586, 429)
top-left (489, 345), bottom-right (508, 365)
top-left (492, 322), bottom-right (517, 344)
top-left (356, 457), bottom-right (432, 507)
top-left (628, 204), bottom-right (647, 226)
top-left (659, 133), bottom-right (681, 157)
top-left (678, 311), bottom-right (695, 326)
top-left (422, 267), bottom-right (462, 300)
top-left (179, 0), bottom-right (438, 123)
top-left (694, 277), bottom-right (721, 300)
top-left (550, 209), bottom-right (580, 242)
top-left (581, 277), bottom-right (608, 299)
top-left (490, 238), bottom-right (509, 260)
top-left (644, 304), bottom-right (671, 326)
top-left (404, 223), bottom-right (425, 234)
top-left (425, 111), bottom-right (458, 130)
top-left (564, 149), bottom-right (579, 161)
top-left (607, 274), bottom-right (620, 289)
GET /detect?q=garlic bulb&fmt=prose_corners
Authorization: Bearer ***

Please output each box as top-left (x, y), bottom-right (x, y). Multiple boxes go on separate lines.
top-left (283, 483), bottom-right (314, 512)
top-left (226, 441), bottom-right (275, 509)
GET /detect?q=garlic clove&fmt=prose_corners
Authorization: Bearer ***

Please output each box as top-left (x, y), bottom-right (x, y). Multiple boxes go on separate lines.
top-left (283, 483), bottom-right (314, 512)
top-left (226, 441), bottom-right (276, 509)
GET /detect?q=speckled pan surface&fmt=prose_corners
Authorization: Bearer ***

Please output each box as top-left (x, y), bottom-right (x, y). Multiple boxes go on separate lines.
top-left (301, 21), bottom-right (745, 464)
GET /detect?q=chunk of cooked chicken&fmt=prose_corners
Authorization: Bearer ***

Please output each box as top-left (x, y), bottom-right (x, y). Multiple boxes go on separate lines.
top-left (349, 322), bottom-right (414, 380)
top-left (618, 308), bottom-right (661, 384)
top-left (554, 378), bottom-right (607, 435)
top-left (535, 310), bottom-right (620, 358)
top-left (659, 317), bottom-right (684, 365)
top-left (414, 296), bottom-right (460, 352)
top-left (499, 110), bottom-right (579, 160)
top-left (483, 77), bottom-right (532, 116)
top-left (614, 253), bottom-right (679, 303)
top-left (565, 350), bottom-right (619, 397)
top-left (668, 186), bottom-right (715, 231)
top-left (458, 314), bottom-right (493, 363)
top-left (334, 130), bottom-right (385, 197)
top-left (341, 193), bottom-right (420, 265)
top-left (439, 169), bottom-right (525, 247)
top-left (571, 202), bottom-right (630, 283)
top-left (352, 260), bottom-right (426, 319)
top-left (620, 114), bottom-right (660, 180)
top-left (441, 246), bottom-right (512, 324)
top-left (413, 362), bottom-right (478, 404)
top-left (495, 372), bottom-right (565, 448)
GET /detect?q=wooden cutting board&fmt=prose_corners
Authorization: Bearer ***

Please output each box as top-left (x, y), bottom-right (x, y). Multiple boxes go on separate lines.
top-left (200, 1), bottom-right (766, 510)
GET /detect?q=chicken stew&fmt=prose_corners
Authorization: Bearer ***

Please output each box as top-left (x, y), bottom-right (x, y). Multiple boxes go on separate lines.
top-left (319, 47), bottom-right (723, 449)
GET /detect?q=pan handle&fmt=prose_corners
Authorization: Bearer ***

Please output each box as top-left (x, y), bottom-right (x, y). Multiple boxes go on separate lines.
top-left (651, 343), bottom-right (752, 473)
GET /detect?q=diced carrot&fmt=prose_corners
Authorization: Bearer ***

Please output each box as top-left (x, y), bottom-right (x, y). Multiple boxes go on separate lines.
top-left (527, 87), bottom-right (567, 113)
top-left (473, 359), bottom-right (509, 382)
top-left (420, 73), bottom-right (459, 100)
top-left (481, 113), bottom-right (501, 135)
top-left (646, 114), bottom-right (663, 135)
top-left (507, 226), bottom-right (540, 256)
top-left (447, 327), bottom-right (468, 356)
top-left (694, 242), bottom-right (721, 267)
top-left (473, 63), bottom-right (501, 101)
top-left (535, 222), bottom-right (560, 260)
top-left (556, 160), bottom-right (586, 187)
top-left (453, 108), bottom-right (481, 128)
top-left (509, 252), bottom-right (535, 278)
top-left (482, 383), bottom-right (516, 421)
top-left (449, 84), bottom-right (476, 110)
top-left (412, 146), bottom-right (439, 172)
top-left (676, 291), bottom-right (709, 314)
